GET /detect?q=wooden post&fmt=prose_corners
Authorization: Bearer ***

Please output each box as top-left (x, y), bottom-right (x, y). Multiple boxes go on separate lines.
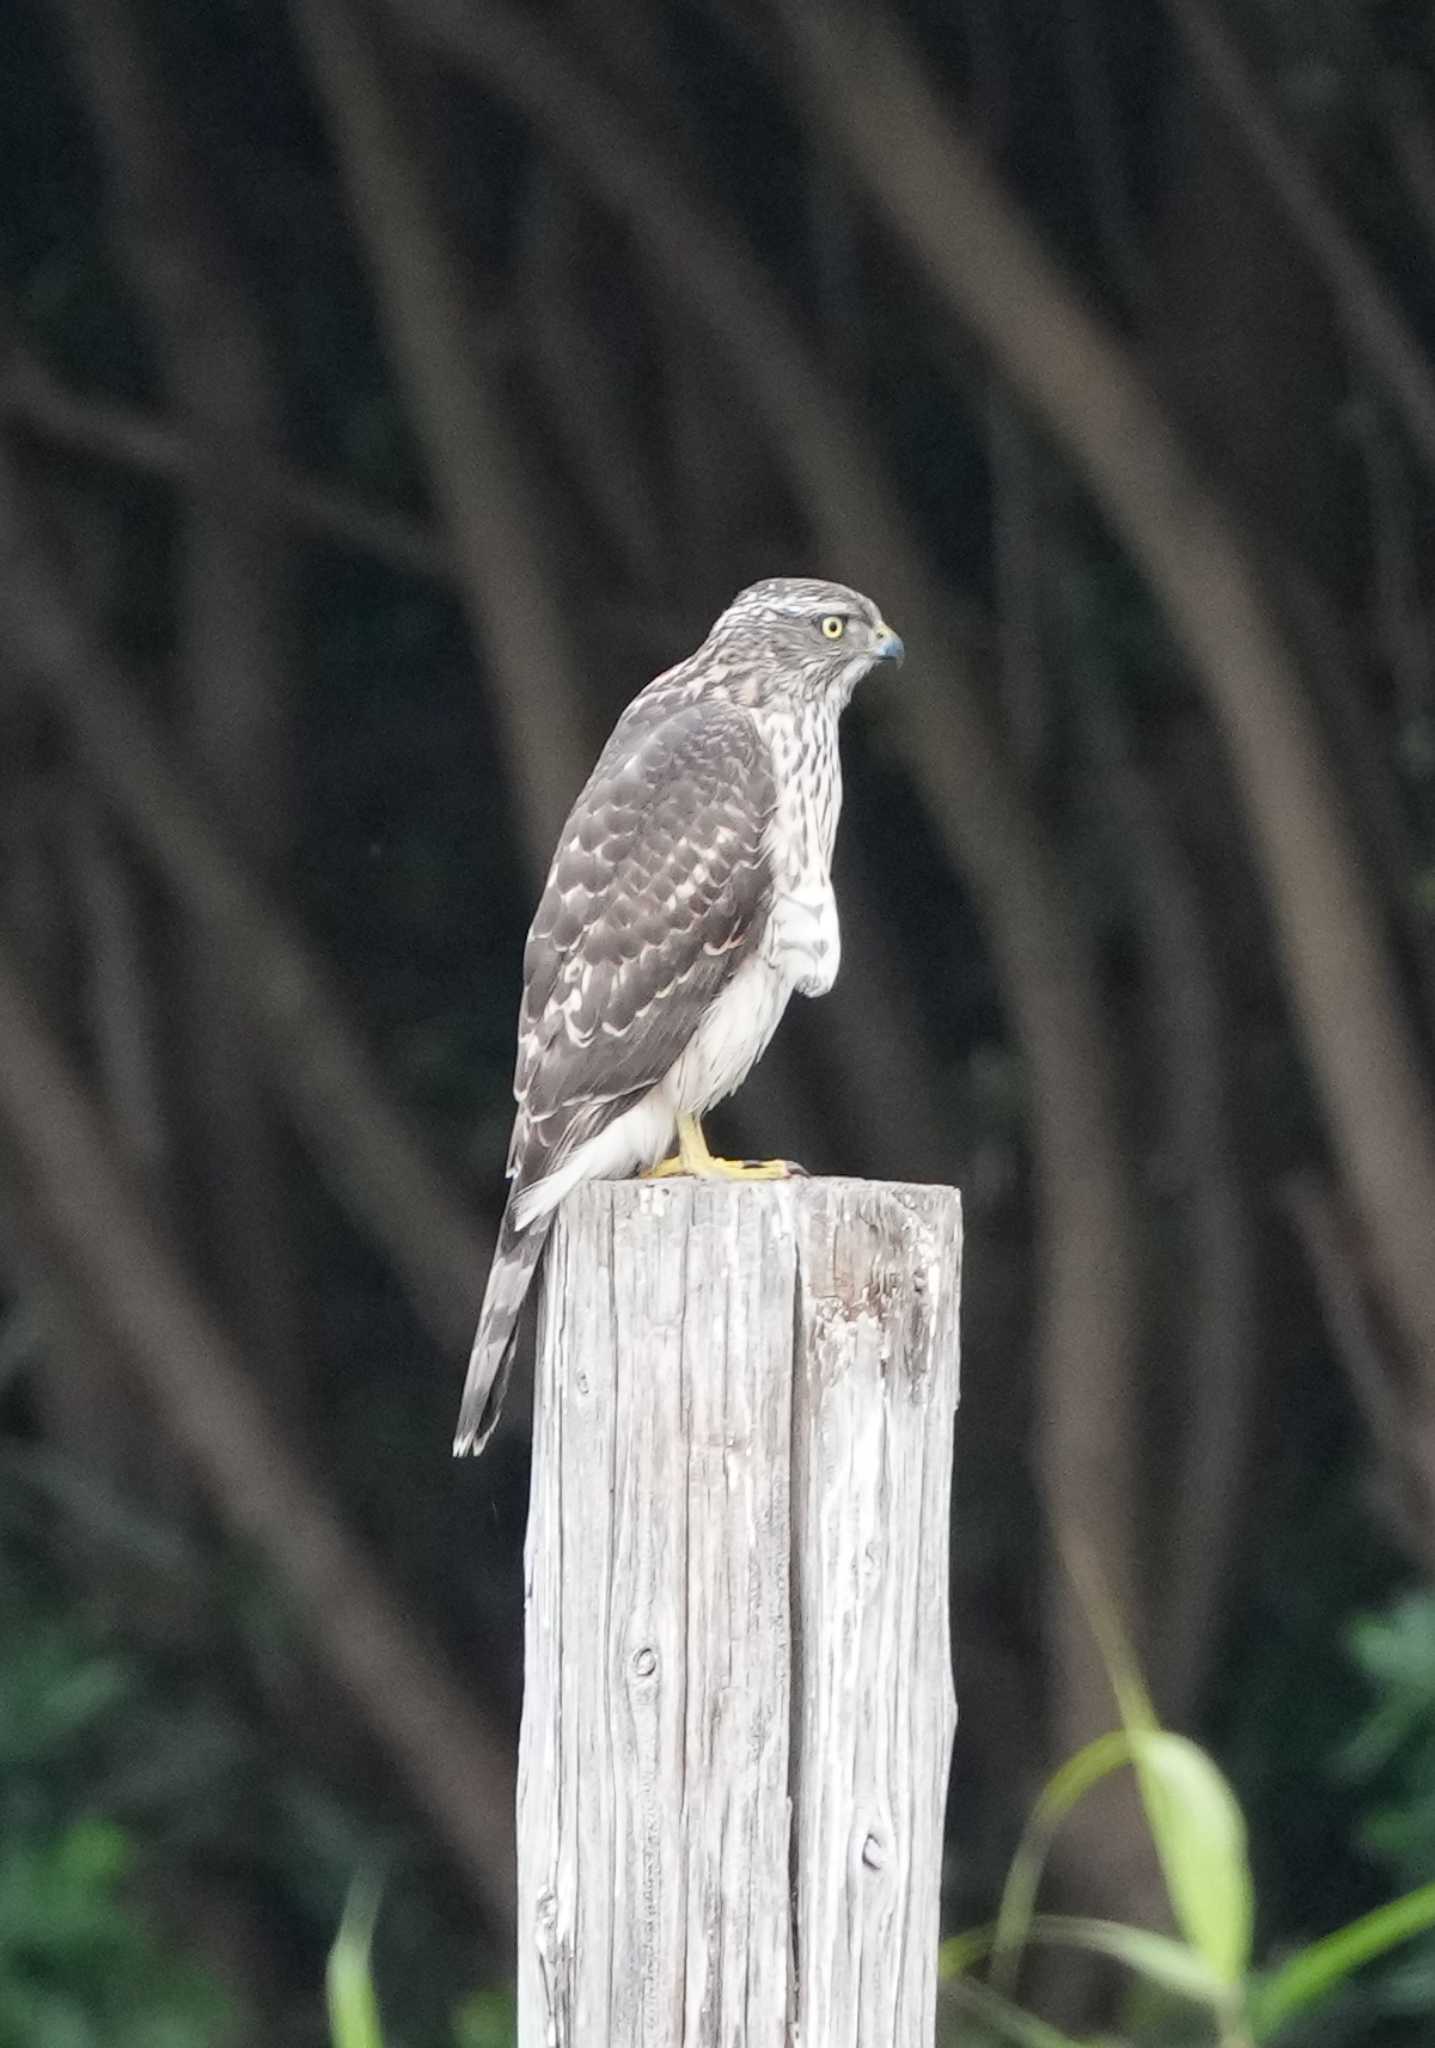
top-left (517, 1177), bottom-right (961, 2048)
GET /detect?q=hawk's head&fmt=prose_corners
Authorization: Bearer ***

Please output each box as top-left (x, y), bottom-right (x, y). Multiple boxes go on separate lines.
top-left (706, 576), bottom-right (904, 707)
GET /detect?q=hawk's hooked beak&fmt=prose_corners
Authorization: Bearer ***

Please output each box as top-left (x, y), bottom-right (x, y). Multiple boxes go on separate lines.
top-left (871, 621), bottom-right (905, 667)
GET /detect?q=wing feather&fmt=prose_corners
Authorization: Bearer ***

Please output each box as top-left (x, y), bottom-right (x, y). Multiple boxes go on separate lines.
top-left (508, 698), bottom-right (774, 1184)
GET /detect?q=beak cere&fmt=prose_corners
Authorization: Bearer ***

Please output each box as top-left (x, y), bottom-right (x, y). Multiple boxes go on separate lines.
top-left (871, 622), bottom-right (905, 667)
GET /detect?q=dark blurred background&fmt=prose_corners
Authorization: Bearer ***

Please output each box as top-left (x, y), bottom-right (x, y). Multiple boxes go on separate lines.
top-left (4, 0), bottom-right (1435, 2041)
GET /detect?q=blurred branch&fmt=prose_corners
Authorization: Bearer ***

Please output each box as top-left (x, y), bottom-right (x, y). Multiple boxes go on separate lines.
top-left (0, 433), bottom-right (487, 1353)
top-left (1383, 68), bottom-right (1435, 263)
top-left (50, 0), bottom-right (302, 1378)
top-left (1281, 1170), bottom-right (1435, 1573)
top-left (1270, 542), bottom-right (1435, 1029)
top-left (1160, 0), bottom-right (1435, 479)
top-left (1060, 0), bottom-right (1146, 314)
top-left (785, 2), bottom-right (1435, 1385)
top-left (294, 0), bottom-right (595, 874)
top-left (0, 353), bottom-right (447, 578)
top-left (0, 933), bottom-right (517, 1929)
top-left (516, 174), bottom-right (665, 589)
top-left (578, 0), bottom-right (776, 589)
top-left (387, 0), bottom-right (1151, 1855)
top-left (988, 396), bottom-right (1047, 771)
top-left (68, 795), bottom-right (169, 1181)
top-left (0, 732), bottom-right (160, 1506)
top-left (1350, 385), bottom-right (1432, 730)
top-left (1082, 682), bottom-right (1257, 1724)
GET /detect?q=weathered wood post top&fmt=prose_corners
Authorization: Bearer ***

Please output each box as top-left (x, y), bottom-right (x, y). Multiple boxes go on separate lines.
top-left (517, 1174), bottom-right (962, 2048)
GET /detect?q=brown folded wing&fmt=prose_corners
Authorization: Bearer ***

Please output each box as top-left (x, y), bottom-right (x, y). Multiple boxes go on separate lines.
top-left (508, 697), bottom-right (776, 1186)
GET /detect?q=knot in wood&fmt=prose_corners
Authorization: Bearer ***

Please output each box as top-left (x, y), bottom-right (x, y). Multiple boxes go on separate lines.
top-left (630, 1643), bottom-right (658, 1680)
top-left (860, 1830), bottom-right (887, 1873)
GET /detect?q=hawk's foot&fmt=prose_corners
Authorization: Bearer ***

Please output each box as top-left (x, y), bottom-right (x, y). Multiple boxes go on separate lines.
top-left (641, 1154), bottom-right (804, 1181)
top-left (640, 1112), bottom-right (806, 1182)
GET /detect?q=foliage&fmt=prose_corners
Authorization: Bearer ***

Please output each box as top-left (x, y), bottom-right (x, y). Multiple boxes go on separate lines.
top-left (940, 1620), bottom-right (1435, 2048)
top-left (328, 1878), bottom-right (386, 2048)
top-left (0, 1574), bottom-right (236, 2048)
top-left (1332, 1590), bottom-right (1435, 2022)
top-left (327, 1881), bottom-right (515, 2048)
top-left (450, 1991), bottom-right (518, 2048)
top-left (1345, 1591), bottom-right (1435, 1888)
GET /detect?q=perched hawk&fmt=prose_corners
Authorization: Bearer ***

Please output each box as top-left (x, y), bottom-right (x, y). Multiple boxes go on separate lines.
top-left (453, 576), bottom-right (903, 1454)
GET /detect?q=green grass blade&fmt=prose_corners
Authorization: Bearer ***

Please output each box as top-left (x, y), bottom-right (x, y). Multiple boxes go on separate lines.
top-left (947, 1910), bottom-right (1227, 2008)
top-left (989, 1730), bottom-right (1134, 1993)
top-left (326, 1875), bottom-right (385, 2048)
top-left (1250, 1881), bottom-right (1435, 2038)
top-left (941, 1973), bottom-right (1087, 2047)
top-left (1063, 1533), bottom-right (1158, 1738)
top-left (1029, 1913), bottom-right (1228, 2005)
top-left (938, 1921), bottom-right (998, 1978)
top-left (1064, 1536), bottom-right (1254, 1986)
top-left (943, 1908), bottom-right (1227, 2010)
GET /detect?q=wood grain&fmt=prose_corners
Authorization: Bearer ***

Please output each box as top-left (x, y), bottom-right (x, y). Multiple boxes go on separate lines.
top-left (517, 1177), bottom-right (961, 2046)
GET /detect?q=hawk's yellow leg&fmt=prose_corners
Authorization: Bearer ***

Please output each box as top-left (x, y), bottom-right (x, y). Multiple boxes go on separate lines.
top-left (643, 1112), bottom-right (792, 1181)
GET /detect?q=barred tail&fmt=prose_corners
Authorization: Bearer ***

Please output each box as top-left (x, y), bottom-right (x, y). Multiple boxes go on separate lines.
top-left (452, 1197), bottom-right (554, 1456)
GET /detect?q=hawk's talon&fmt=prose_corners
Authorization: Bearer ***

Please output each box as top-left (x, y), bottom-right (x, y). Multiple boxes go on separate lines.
top-left (705, 1156), bottom-right (796, 1181)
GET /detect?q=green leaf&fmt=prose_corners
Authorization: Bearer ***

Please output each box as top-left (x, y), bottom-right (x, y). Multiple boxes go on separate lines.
top-left (326, 1875), bottom-right (385, 2048)
top-left (1129, 1728), bottom-right (1254, 1987)
top-left (984, 1721), bottom-right (1253, 1995)
top-left (1250, 1882), bottom-right (1435, 2038)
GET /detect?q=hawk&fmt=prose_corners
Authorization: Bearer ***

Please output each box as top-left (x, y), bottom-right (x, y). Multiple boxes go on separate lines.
top-left (453, 576), bottom-right (903, 1454)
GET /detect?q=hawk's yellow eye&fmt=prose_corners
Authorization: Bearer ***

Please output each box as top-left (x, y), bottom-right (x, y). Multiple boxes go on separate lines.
top-left (820, 614), bottom-right (846, 640)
